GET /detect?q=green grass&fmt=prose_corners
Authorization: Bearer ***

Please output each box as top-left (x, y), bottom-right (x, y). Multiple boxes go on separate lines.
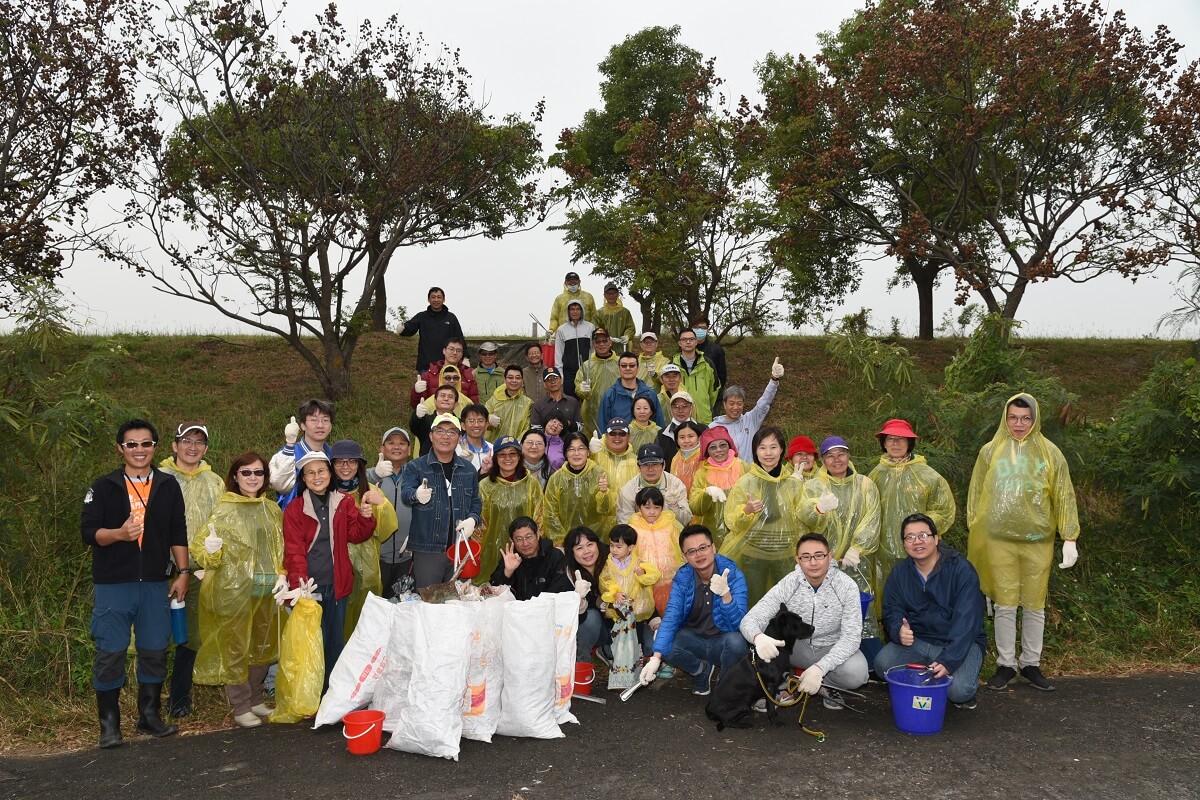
top-left (0, 331), bottom-right (1195, 753)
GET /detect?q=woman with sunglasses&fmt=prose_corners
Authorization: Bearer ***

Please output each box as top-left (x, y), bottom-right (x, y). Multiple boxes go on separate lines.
top-left (688, 426), bottom-right (746, 550)
top-left (192, 452), bottom-right (284, 729)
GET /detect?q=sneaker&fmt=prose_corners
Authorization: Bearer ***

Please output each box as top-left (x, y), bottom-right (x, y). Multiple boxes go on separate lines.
top-left (775, 688), bottom-right (799, 705)
top-left (592, 647), bottom-right (613, 670)
top-left (987, 665), bottom-right (1017, 691)
top-left (1020, 665), bottom-right (1056, 691)
top-left (250, 703), bottom-right (274, 717)
top-left (953, 697), bottom-right (978, 710)
top-left (656, 664), bottom-right (676, 680)
top-left (751, 698), bottom-right (768, 713)
top-left (819, 687), bottom-right (845, 710)
top-left (691, 664), bottom-right (715, 696)
top-left (233, 712), bottom-right (262, 729)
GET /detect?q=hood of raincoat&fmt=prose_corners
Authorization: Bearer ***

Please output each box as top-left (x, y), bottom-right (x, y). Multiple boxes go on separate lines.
top-left (700, 425), bottom-right (738, 462)
top-left (996, 391), bottom-right (1041, 443)
top-left (158, 456), bottom-right (215, 478)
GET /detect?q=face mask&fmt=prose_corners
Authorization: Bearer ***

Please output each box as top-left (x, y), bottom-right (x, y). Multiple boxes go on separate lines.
top-left (694, 328), bottom-right (708, 341)
top-left (681, 444), bottom-right (701, 459)
top-left (568, 284), bottom-right (580, 293)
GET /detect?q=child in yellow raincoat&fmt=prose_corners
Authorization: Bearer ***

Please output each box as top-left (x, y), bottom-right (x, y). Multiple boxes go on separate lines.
top-left (629, 486), bottom-right (684, 616)
top-left (599, 524), bottom-right (662, 657)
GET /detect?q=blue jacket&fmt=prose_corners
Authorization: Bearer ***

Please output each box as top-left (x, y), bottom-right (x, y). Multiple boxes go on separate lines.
top-left (598, 378), bottom-right (665, 430)
top-left (654, 554), bottom-right (748, 658)
top-left (881, 544), bottom-right (987, 672)
top-left (399, 452), bottom-right (483, 553)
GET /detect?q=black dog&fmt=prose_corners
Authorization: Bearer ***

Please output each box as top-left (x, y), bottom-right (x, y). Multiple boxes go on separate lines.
top-left (704, 604), bottom-right (814, 731)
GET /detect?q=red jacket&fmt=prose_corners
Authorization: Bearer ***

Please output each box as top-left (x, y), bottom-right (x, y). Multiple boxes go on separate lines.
top-left (283, 490), bottom-right (376, 600)
top-left (410, 359), bottom-right (480, 405)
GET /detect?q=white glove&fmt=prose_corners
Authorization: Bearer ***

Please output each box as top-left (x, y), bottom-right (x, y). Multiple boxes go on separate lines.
top-left (580, 380), bottom-right (591, 394)
top-left (589, 430), bottom-right (603, 454)
top-left (455, 518), bottom-right (476, 539)
top-left (273, 578), bottom-right (296, 606)
top-left (271, 574), bottom-right (288, 596)
top-left (798, 665), bottom-right (824, 695)
top-left (573, 569), bottom-right (590, 597)
top-left (203, 532), bottom-right (223, 555)
top-left (646, 364), bottom-right (657, 377)
top-left (639, 655), bottom-right (662, 685)
top-left (415, 403), bottom-right (429, 418)
top-left (1059, 540), bottom-right (1079, 569)
top-left (414, 478), bottom-right (432, 504)
top-left (708, 568), bottom-right (731, 597)
top-left (194, 569), bottom-right (205, 580)
top-left (704, 485), bottom-right (727, 504)
top-left (414, 378), bottom-right (427, 393)
top-left (816, 489), bottom-right (839, 513)
top-left (841, 546), bottom-right (861, 569)
top-left (771, 357), bottom-right (784, 380)
top-left (374, 453), bottom-right (393, 478)
top-left (284, 415), bottom-right (300, 445)
top-left (753, 633), bottom-right (785, 662)
top-left (461, 357), bottom-right (470, 368)
top-left (489, 414), bottom-right (502, 427)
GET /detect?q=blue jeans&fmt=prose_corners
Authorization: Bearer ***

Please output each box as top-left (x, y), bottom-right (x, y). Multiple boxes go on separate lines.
top-left (577, 607), bottom-right (615, 661)
top-left (664, 628), bottom-right (748, 677)
top-left (316, 584), bottom-right (347, 691)
top-left (874, 639), bottom-right (984, 704)
top-left (91, 581), bottom-right (170, 690)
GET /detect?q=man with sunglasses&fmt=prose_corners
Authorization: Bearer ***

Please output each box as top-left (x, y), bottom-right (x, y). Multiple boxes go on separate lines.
top-left (158, 422), bottom-right (224, 719)
top-left (740, 533), bottom-right (867, 710)
top-left (82, 419), bottom-right (189, 748)
top-left (874, 513), bottom-right (986, 709)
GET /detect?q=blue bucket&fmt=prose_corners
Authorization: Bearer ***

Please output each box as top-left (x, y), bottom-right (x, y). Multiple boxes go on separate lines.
top-left (858, 591), bottom-right (873, 620)
top-left (884, 665), bottom-right (953, 735)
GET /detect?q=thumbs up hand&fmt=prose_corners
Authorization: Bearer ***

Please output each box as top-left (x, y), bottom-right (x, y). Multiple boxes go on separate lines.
top-left (708, 568), bottom-right (731, 597)
top-left (771, 357), bottom-right (784, 380)
top-left (374, 452), bottom-right (393, 478)
top-left (414, 478), bottom-right (432, 504)
top-left (284, 416), bottom-right (300, 445)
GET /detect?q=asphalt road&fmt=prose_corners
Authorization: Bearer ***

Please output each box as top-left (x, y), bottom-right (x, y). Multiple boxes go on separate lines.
top-left (2, 672), bottom-right (1196, 800)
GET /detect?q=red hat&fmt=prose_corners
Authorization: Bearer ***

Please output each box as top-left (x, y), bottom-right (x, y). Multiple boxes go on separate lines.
top-left (786, 436), bottom-right (817, 460)
top-left (877, 419), bottom-right (919, 440)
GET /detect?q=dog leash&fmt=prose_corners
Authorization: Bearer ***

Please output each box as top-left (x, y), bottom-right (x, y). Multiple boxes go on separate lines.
top-left (754, 666), bottom-right (825, 743)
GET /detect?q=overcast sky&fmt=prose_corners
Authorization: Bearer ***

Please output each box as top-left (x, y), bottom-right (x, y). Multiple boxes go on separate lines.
top-left (58, 0), bottom-right (1200, 339)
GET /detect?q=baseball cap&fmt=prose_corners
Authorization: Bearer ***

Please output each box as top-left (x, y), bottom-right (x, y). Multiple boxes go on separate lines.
top-left (493, 435), bottom-right (521, 453)
top-left (660, 363), bottom-right (682, 375)
top-left (639, 331), bottom-right (658, 341)
top-left (565, 271), bottom-right (581, 281)
top-left (479, 341), bottom-right (499, 353)
top-left (381, 427), bottom-right (412, 445)
top-left (819, 436), bottom-right (850, 456)
top-left (175, 422), bottom-right (208, 440)
top-left (669, 391), bottom-right (695, 406)
top-left (592, 327), bottom-right (610, 340)
top-left (295, 450), bottom-right (330, 470)
top-left (432, 413), bottom-right (463, 431)
top-left (637, 443), bottom-right (666, 465)
top-left (542, 366), bottom-right (562, 381)
top-left (604, 282), bottom-right (620, 292)
top-left (605, 417), bottom-right (630, 434)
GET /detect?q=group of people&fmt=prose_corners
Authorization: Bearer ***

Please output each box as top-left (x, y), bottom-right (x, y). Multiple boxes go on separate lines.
top-left (82, 280), bottom-right (1080, 749)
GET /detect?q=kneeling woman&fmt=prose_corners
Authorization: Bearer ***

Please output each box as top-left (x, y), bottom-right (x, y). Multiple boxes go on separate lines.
top-left (193, 452), bottom-right (284, 728)
top-left (283, 451), bottom-right (377, 689)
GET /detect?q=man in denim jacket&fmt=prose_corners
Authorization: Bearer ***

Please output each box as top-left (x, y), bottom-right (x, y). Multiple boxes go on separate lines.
top-left (399, 413), bottom-right (483, 589)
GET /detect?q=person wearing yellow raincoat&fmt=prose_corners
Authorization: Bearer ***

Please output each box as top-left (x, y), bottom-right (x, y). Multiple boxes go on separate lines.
top-left (543, 433), bottom-right (616, 544)
top-left (721, 427), bottom-right (807, 607)
top-left (192, 452), bottom-right (284, 729)
top-left (628, 396), bottom-right (662, 453)
top-left (159, 422), bottom-right (224, 718)
top-left (867, 419), bottom-right (956, 606)
top-left (628, 486), bottom-right (684, 617)
top-left (689, 426), bottom-right (746, 549)
top-left (548, 270), bottom-right (597, 332)
top-left (968, 392), bottom-right (1079, 692)
top-left (485, 365), bottom-right (533, 440)
top-left (477, 436), bottom-right (544, 582)
top-left (593, 282), bottom-right (637, 345)
top-left (798, 436), bottom-right (881, 592)
top-left (329, 440), bottom-right (398, 640)
top-left (636, 332), bottom-right (670, 391)
top-left (590, 418), bottom-right (641, 490)
top-left (782, 435), bottom-right (818, 479)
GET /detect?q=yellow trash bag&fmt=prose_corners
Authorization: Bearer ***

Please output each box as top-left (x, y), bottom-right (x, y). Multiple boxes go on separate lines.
top-left (270, 596), bottom-right (324, 723)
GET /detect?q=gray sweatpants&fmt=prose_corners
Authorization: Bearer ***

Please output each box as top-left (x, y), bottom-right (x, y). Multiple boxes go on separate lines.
top-left (788, 639), bottom-right (869, 691)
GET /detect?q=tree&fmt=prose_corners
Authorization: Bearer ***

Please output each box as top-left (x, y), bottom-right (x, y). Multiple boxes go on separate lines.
top-left (112, 1), bottom-right (546, 397)
top-left (761, 0), bottom-right (1196, 334)
top-left (0, 0), bottom-right (156, 308)
top-left (552, 26), bottom-right (857, 339)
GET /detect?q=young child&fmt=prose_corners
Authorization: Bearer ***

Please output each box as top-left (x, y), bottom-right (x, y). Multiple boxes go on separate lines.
top-left (599, 525), bottom-right (661, 656)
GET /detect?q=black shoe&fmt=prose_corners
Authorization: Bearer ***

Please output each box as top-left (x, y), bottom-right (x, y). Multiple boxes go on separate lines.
top-left (953, 697), bottom-right (978, 710)
top-left (986, 665), bottom-right (1017, 691)
top-left (135, 682), bottom-right (179, 737)
top-left (97, 688), bottom-right (123, 749)
top-left (168, 697), bottom-right (193, 719)
top-left (1019, 665), bottom-right (1056, 691)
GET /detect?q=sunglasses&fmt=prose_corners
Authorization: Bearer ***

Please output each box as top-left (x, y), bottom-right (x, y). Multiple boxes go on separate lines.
top-left (120, 440), bottom-right (156, 450)
top-left (238, 468), bottom-right (266, 477)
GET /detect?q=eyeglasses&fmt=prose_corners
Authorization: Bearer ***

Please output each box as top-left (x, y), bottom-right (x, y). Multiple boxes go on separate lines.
top-left (707, 441), bottom-right (730, 450)
top-left (431, 428), bottom-right (459, 437)
top-left (444, 376), bottom-right (461, 382)
top-left (1006, 415), bottom-right (1032, 424)
top-left (903, 531), bottom-right (935, 543)
top-left (176, 438), bottom-right (207, 448)
top-left (683, 543), bottom-right (713, 558)
top-left (238, 469), bottom-right (266, 477)
top-left (798, 552), bottom-right (829, 563)
top-left (678, 337), bottom-right (697, 343)
top-left (445, 346), bottom-right (464, 354)
top-left (120, 440), bottom-right (156, 450)
top-left (512, 533), bottom-right (538, 543)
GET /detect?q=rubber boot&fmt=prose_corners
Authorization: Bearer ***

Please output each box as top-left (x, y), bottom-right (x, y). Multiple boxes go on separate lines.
top-left (135, 682), bottom-right (179, 737)
top-left (97, 688), bottom-right (123, 749)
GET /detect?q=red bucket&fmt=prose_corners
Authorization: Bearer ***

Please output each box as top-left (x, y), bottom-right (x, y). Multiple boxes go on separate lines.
top-left (447, 539), bottom-right (482, 579)
top-left (342, 709), bottom-right (385, 755)
top-left (574, 661), bottom-right (595, 695)
top-left (541, 342), bottom-right (556, 368)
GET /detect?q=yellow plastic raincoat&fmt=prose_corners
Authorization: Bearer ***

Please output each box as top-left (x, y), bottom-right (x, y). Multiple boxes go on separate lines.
top-left (477, 472), bottom-right (544, 582)
top-left (419, 364), bottom-right (472, 417)
top-left (344, 489), bottom-right (398, 639)
top-left (670, 449), bottom-right (703, 494)
top-left (158, 457), bottom-right (224, 645)
top-left (629, 420), bottom-right (661, 453)
top-left (543, 460), bottom-right (616, 544)
top-left (576, 353), bottom-right (621, 435)
top-left (638, 352), bottom-right (670, 391)
top-left (593, 300), bottom-right (637, 345)
top-left (688, 458), bottom-right (747, 549)
top-left (868, 453), bottom-right (957, 595)
top-left (592, 444), bottom-right (640, 491)
top-left (485, 385), bottom-right (533, 441)
top-left (966, 392), bottom-right (1079, 608)
top-left (599, 550), bottom-right (662, 621)
top-left (192, 492), bottom-right (284, 686)
top-left (721, 464), bottom-right (806, 607)
top-left (798, 465), bottom-right (882, 598)
top-left (629, 510), bottom-right (684, 615)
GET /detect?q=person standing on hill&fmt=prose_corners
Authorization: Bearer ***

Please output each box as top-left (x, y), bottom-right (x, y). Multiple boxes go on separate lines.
top-left (269, 399), bottom-right (335, 511)
top-left (473, 342), bottom-right (504, 401)
top-left (523, 342), bottom-right (548, 404)
top-left (593, 282), bottom-right (637, 346)
top-left (670, 329), bottom-right (720, 424)
top-left (710, 358), bottom-right (785, 461)
top-left (400, 286), bottom-right (464, 373)
top-left (968, 393), bottom-right (1079, 693)
top-left (549, 271), bottom-right (597, 333)
top-left (691, 315), bottom-right (727, 399)
top-left (555, 299), bottom-right (595, 399)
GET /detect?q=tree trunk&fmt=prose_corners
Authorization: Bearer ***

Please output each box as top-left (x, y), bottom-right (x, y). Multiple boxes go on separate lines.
top-left (905, 257), bottom-right (942, 340)
top-left (1000, 277), bottom-right (1028, 320)
top-left (320, 336), bottom-right (355, 399)
top-left (370, 279), bottom-right (388, 332)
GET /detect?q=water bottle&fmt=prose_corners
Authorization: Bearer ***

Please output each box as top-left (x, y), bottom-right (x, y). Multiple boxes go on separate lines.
top-left (170, 599), bottom-right (188, 645)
